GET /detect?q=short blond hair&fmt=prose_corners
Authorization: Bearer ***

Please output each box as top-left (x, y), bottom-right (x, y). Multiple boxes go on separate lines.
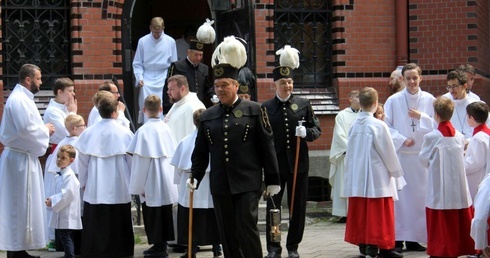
top-left (150, 17), bottom-right (164, 30)
top-left (433, 96), bottom-right (453, 122)
top-left (144, 94), bottom-right (161, 116)
top-left (359, 87), bottom-right (378, 110)
top-left (65, 114), bottom-right (84, 131)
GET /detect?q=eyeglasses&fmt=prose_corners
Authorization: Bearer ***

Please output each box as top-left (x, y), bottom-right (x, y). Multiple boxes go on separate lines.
top-left (446, 84), bottom-right (462, 91)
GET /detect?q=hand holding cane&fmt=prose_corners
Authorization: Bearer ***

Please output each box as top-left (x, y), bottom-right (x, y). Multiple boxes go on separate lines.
top-left (290, 120), bottom-right (305, 219)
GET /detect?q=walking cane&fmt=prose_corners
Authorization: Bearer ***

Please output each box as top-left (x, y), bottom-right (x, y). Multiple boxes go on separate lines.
top-left (188, 177), bottom-right (194, 258)
top-left (289, 120), bottom-right (305, 219)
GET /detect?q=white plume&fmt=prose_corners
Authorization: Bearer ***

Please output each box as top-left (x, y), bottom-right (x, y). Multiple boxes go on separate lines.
top-left (276, 45), bottom-right (300, 69)
top-left (211, 36), bottom-right (247, 69)
top-left (196, 19), bottom-right (216, 44)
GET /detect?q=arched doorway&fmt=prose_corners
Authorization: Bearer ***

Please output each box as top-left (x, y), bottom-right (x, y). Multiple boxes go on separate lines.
top-left (121, 0), bottom-right (214, 124)
top-left (121, 0), bottom-right (256, 123)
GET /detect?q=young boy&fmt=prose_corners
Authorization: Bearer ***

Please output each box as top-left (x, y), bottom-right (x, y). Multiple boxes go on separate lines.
top-left (419, 96), bottom-right (475, 257)
top-left (45, 145), bottom-right (82, 258)
top-left (127, 94), bottom-right (178, 258)
top-left (74, 94), bottom-right (134, 258)
top-left (464, 101), bottom-right (490, 199)
top-left (343, 87), bottom-right (403, 258)
top-left (171, 109), bottom-right (222, 258)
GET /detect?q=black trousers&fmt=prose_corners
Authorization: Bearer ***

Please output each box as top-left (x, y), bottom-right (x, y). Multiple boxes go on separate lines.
top-left (142, 202), bottom-right (174, 244)
top-left (266, 172), bottom-right (308, 253)
top-left (212, 191), bottom-right (262, 258)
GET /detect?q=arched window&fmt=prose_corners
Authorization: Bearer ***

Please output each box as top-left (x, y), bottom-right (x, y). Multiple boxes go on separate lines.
top-left (2, 0), bottom-right (71, 90)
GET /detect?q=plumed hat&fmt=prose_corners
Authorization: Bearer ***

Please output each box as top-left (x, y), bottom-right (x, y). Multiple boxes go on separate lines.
top-left (211, 36), bottom-right (247, 80)
top-left (189, 19), bottom-right (215, 51)
top-left (273, 45), bottom-right (300, 81)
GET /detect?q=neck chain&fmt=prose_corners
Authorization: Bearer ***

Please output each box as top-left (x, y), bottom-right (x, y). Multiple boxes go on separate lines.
top-left (454, 105), bottom-right (467, 135)
top-left (403, 91), bottom-right (421, 132)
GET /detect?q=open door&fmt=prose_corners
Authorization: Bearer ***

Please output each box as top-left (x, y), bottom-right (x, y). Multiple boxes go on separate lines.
top-left (214, 0), bottom-right (257, 100)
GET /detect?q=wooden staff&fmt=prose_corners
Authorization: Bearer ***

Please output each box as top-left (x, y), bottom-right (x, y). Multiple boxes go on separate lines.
top-left (188, 177), bottom-right (194, 258)
top-left (290, 120), bottom-right (304, 218)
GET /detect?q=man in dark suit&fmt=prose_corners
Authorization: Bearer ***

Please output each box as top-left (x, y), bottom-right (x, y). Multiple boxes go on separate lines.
top-left (163, 40), bottom-right (214, 113)
top-left (262, 62), bottom-right (321, 258)
top-left (190, 60), bottom-right (281, 258)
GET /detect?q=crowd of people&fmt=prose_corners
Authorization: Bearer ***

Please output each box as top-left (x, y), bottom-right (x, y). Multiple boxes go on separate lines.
top-left (333, 63), bottom-right (490, 258)
top-left (0, 15), bottom-right (489, 258)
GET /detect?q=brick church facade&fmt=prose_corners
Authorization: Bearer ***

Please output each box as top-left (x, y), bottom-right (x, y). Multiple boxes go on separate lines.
top-left (0, 0), bottom-right (489, 152)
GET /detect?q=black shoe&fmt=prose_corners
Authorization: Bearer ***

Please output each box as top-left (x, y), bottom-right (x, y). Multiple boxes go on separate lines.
top-left (213, 250), bottom-right (223, 257)
top-left (394, 241), bottom-right (404, 253)
top-left (172, 245), bottom-right (187, 253)
top-left (7, 251), bottom-right (40, 258)
top-left (359, 244), bottom-right (367, 256)
top-left (143, 244), bottom-right (167, 257)
top-left (337, 217), bottom-right (347, 223)
top-left (265, 251), bottom-right (281, 258)
top-left (405, 241), bottom-right (426, 252)
top-left (405, 241), bottom-right (427, 252)
top-left (379, 249), bottom-right (403, 258)
top-left (288, 250), bottom-right (300, 258)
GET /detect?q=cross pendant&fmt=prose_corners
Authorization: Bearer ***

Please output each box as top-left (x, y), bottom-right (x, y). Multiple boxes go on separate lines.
top-left (411, 120), bottom-right (416, 132)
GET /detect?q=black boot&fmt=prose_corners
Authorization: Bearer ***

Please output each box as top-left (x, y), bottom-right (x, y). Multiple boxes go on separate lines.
top-left (405, 241), bottom-right (426, 252)
top-left (379, 249), bottom-right (403, 258)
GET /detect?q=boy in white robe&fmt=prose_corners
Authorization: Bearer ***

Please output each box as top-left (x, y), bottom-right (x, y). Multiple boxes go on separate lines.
top-left (343, 87), bottom-right (403, 258)
top-left (470, 174), bottom-right (490, 256)
top-left (133, 17), bottom-right (178, 123)
top-left (45, 145), bottom-right (82, 258)
top-left (74, 94), bottom-right (134, 258)
top-left (0, 64), bottom-right (55, 258)
top-left (43, 77), bottom-right (77, 251)
top-left (328, 90), bottom-right (360, 222)
top-left (171, 109), bottom-right (222, 258)
top-left (419, 96), bottom-right (475, 257)
top-left (384, 63), bottom-right (435, 252)
top-left (464, 101), bottom-right (490, 199)
top-left (128, 94), bottom-right (178, 257)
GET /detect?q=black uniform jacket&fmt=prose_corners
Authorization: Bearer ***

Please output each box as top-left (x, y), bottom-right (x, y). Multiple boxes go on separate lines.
top-left (163, 58), bottom-right (214, 113)
top-left (191, 98), bottom-right (280, 196)
top-left (261, 95), bottom-right (321, 175)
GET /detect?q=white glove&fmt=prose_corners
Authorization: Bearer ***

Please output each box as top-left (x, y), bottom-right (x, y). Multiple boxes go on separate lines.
top-left (266, 185), bottom-right (281, 197)
top-left (211, 95), bottom-right (219, 104)
top-left (186, 178), bottom-right (198, 192)
top-left (295, 125), bottom-right (306, 138)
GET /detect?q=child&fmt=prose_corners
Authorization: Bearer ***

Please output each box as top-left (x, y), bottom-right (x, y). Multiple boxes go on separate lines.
top-left (374, 103), bottom-right (385, 121)
top-left (171, 109), bottom-right (222, 258)
top-left (464, 101), bottom-right (490, 199)
top-left (343, 87), bottom-right (403, 258)
top-left (127, 94), bottom-right (178, 258)
top-left (470, 173), bottom-right (490, 256)
top-left (419, 96), bottom-right (475, 257)
top-left (74, 94), bottom-right (134, 258)
top-left (45, 145), bottom-right (82, 258)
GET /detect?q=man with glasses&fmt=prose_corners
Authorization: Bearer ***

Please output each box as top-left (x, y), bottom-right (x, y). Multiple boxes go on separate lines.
top-left (444, 69), bottom-right (475, 137)
top-left (87, 81), bottom-right (130, 129)
top-left (133, 17), bottom-right (178, 124)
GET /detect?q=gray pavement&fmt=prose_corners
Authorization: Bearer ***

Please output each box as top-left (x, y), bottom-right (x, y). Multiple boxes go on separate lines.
top-left (0, 219), bottom-right (437, 258)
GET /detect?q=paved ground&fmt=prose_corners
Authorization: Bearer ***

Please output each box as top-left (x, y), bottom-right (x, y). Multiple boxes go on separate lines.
top-left (0, 201), bottom-right (472, 257)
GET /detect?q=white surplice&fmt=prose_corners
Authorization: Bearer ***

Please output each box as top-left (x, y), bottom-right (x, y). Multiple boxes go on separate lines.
top-left (0, 84), bottom-right (50, 250)
top-left (447, 94), bottom-right (476, 137)
top-left (384, 88), bottom-right (436, 243)
top-left (133, 32), bottom-right (178, 123)
top-left (74, 119), bottom-right (133, 204)
top-left (48, 167), bottom-right (82, 230)
top-left (87, 105), bottom-right (130, 129)
top-left (164, 92), bottom-right (205, 143)
top-left (342, 112), bottom-right (403, 199)
top-left (329, 107), bottom-right (359, 216)
top-left (470, 175), bottom-right (490, 250)
top-left (127, 118), bottom-right (178, 206)
top-left (419, 130), bottom-right (472, 209)
top-left (171, 130), bottom-right (213, 208)
top-left (464, 131), bottom-right (490, 200)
